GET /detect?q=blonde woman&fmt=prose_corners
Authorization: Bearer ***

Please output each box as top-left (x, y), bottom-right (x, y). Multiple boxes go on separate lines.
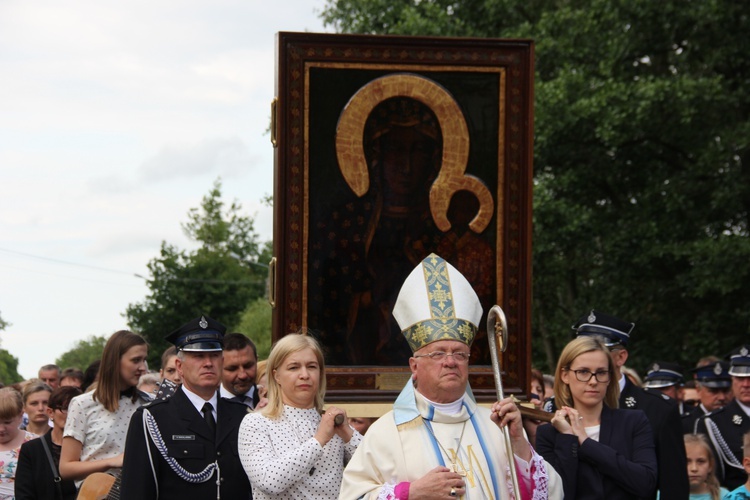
top-left (21, 381), bottom-right (53, 436)
top-left (238, 333), bottom-right (361, 498)
top-left (536, 336), bottom-right (657, 499)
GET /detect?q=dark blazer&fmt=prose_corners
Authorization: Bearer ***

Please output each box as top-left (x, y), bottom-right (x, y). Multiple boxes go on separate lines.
top-left (120, 387), bottom-right (252, 499)
top-left (15, 431), bottom-right (78, 500)
top-left (536, 406), bottom-right (657, 500)
top-left (695, 399), bottom-right (750, 490)
top-left (543, 379), bottom-right (689, 500)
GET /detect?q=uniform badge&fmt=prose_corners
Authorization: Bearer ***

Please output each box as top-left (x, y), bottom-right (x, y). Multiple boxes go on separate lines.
top-left (741, 346), bottom-right (749, 357)
top-left (199, 316), bottom-right (208, 329)
top-left (588, 311), bottom-right (596, 323)
top-left (625, 396), bottom-right (636, 408)
top-left (714, 363), bottom-right (723, 375)
top-left (652, 363), bottom-right (660, 372)
top-left (733, 414), bottom-right (743, 426)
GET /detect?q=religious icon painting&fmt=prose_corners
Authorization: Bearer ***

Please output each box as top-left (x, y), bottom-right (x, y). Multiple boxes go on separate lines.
top-left (271, 32), bottom-right (534, 402)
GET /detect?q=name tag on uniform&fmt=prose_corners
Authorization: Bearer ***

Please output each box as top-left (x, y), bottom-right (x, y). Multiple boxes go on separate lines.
top-left (172, 435), bottom-right (195, 440)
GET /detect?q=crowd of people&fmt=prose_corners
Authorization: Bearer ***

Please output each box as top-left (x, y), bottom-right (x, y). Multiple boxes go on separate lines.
top-left (0, 252), bottom-right (748, 499)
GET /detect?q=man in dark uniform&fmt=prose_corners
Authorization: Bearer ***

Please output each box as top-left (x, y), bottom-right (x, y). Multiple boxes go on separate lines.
top-left (643, 360), bottom-right (684, 400)
top-left (120, 315), bottom-right (251, 499)
top-left (683, 360), bottom-right (732, 434)
top-left (573, 310), bottom-right (689, 500)
top-left (696, 345), bottom-right (750, 490)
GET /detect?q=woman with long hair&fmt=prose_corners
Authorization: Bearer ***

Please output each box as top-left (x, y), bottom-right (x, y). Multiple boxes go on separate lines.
top-left (0, 387), bottom-right (36, 498)
top-left (21, 381), bottom-right (53, 436)
top-left (59, 330), bottom-right (149, 486)
top-left (16, 386), bottom-right (82, 500)
top-left (683, 433), bottom-right (728, 500)
top-left (238, 333), bottom-right (362, 498)
top-left (536, 335), bottom-right (657, 499)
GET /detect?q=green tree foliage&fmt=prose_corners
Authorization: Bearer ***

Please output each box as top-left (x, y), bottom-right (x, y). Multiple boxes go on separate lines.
top-left (235, 297), bottom-right (273, 360)
top-left (56, 335), bottom-right (108, 372)
top-left (0, 312), bottom-right (21, 384)
top-left (321, 0), bottom-right (750, 373)
top-left (0, 349), bottom-right (22, 385)
top-left (126, 179), bottom-right (270, 367)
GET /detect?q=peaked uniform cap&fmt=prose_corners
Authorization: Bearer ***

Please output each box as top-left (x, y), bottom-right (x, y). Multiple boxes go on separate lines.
top-left (690, 361), bottom-right (731, 388)
top-left (572, 309), bottom-right (634, 347)
top-left (727, 344), bottom-right (750, 377)
top-left (165, 314), bottom-right (226, 352)
top-left (393, 253), bottom-right (482, 352)
top-left (643, 361), bottom-right (684, 389)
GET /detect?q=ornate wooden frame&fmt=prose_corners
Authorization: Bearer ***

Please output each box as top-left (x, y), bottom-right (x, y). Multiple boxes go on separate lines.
top-left (271, 32), bottom-right (534, 404)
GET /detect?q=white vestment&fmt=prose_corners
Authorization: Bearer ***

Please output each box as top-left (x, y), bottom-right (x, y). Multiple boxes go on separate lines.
top-left (340, 382), bottom-right (562, 499)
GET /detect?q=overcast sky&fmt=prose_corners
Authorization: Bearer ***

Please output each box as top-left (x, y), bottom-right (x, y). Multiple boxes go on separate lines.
top-left (0, 0), bottom-right (329, 379)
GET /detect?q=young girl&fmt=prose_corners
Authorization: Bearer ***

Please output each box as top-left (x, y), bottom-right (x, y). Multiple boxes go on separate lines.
top-left (684, 433), bottom-right (728, 500)
top-left (0, 387), bottom-right (36, 499)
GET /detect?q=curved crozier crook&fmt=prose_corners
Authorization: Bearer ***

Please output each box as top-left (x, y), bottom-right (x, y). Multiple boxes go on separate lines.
top-left (335, 73), bottom-right (493, 233)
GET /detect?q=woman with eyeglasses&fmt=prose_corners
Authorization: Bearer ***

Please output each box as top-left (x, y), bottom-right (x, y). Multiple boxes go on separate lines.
top-left (536, 336), bottom-right (657, 500)
top-left (16, 386), bottom-right (82, 500)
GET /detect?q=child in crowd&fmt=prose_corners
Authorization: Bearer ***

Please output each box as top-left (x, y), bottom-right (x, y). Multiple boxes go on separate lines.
top-left (682, 434), bottom-right (728, 500)
top-left (724, 431), bottom-right (750, 499)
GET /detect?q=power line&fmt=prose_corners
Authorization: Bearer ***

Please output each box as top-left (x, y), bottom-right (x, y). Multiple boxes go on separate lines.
top-left (0, 247), bottom-right (266, 285)
top-left (0, 247), bottom-right (136, 277)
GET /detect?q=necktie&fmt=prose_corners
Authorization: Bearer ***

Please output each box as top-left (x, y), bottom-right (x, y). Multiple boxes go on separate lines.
top-left (202, 402), bottom-right (216, 435)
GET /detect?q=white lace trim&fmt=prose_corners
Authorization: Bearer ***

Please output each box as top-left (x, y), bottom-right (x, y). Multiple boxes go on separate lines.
top-left (504, 450), bottom-right (549, 500)
top-left (378, 482), bottom-right (396, 500)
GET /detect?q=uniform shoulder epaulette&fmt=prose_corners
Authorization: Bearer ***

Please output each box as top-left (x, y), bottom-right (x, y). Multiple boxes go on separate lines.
top-left (143, 396), bottom-right (170, 409)
top-left (702, 406), bottom-right (727, 419)
top-left (641, 387), bottom-right (677, 405)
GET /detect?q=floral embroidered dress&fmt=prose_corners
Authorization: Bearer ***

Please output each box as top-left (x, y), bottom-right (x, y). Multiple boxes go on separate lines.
top-left (0, 431), bottom-right (36, 499)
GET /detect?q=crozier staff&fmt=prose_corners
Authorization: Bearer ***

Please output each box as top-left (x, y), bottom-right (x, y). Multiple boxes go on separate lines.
top-left (238, 333), bottom-right (361, 499)
top-left (340, 253), bottom-right (563, 499)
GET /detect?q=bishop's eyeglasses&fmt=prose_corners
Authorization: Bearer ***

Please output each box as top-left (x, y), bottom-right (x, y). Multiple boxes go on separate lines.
top-left (567, 368), bottom-right (611, 383)
top-left (414, 351), bottom-right (471, 363)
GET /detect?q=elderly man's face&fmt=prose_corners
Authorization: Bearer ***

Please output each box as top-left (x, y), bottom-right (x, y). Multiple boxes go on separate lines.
top-left (39, 369), bottom-right (60, 389)
top-left (409, 340), bottom-right (470, 404)
top-left (697, 384), bottom-right (732, 411)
